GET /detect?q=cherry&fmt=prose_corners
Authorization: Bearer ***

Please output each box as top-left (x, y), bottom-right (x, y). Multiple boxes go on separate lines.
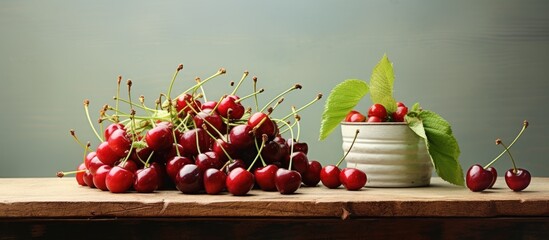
top-left (217, 95), bottom-right (245, 120)
top-left (339, 168), bottom-right (367, 190)
top-left (93, 165), bottom-right (112, 191)
top-left (106, 166), bottom-right (135, 193)
top-left (391, 106), bottom-right (408, 122)
top-left (117, 159), bottom-right (138, 174)
top-left (96, 141), bottom-right (121, 166)
top-left (397, 101), bottom-right (406, 107)
top-left (274, 168), bottom-right (301, 194)
top-left (176, 93), bottom-right (201, 116)
top-left (465, 164), bottom-right (493, 192)
top-left (228, 124), bottom-right (254, 150)
top-left (76, 163), bottom-right (87, 186)
top-left (150, 162), bottom-right (170, 190)
top-left (366, 116), bottom-right (383, 122)
top-left (88, 156), bottom-right (106, 175)
top-left (367, 103), bottom-right (387, 120)
top-left (260, 140), bottom-right (282, 164)
top-left (201, 101), bottom-right (218, 111)
top-left (179, 128), bottom-right (210, 156)
top-left (195, 151), bottom-right (224, 172)
top-left (505, 168), bottom-right (531, 191)
top-left (203, 168), bottom-right (227, 195)
top-left (226, 167), bottom-right (255, 196)
top-left (212, 139), bottom-right (235, 163)
top-left (227, 159), bottom-right (247, 172)
top-left (302, 160), bottom-right (322, 187)
top-left (193, 109), bottom-right (225, 135)
top-left (83, 170), bottom-right (95, 188)
top-left (165, 143), bottom-right (184, 160)
top-left (146, 124), bottom-right (173, 151)
top-left (254, 164), bottom-right (279, 191)
top-left (175, 164), bottom-right (203, 194)
top-left (487, 167), bottom-right (498, 188)
top-left (286, 139), bottom-right (308, 155)
top-left (248, 112), bottom-right (277, 140)
top-left (345, 110), bottom-right (366, 122)
top-left (320, 165), bottom-right (341, 189)
top-left (288, 152), bottom-right (309, 175)
top-left (104, 123), bottom-right (125, 141)
top-left (166, 156), bottom-right (193, 181)
top-left (84, 151), bottom-right (97, 169)
top-left (134, 167), bottom-right (159, 193)
top-left (107, 129), bottom-right (131, 157)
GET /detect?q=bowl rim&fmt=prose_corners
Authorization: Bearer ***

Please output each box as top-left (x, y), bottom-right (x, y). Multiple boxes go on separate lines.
top-left (340, 121), bottom-right (408, 126)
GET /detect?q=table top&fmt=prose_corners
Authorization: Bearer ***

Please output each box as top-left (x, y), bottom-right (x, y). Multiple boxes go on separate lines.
top-left (1, 177), bottom-right (548, 219)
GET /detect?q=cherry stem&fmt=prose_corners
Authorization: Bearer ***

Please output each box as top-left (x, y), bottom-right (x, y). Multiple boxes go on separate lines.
top-left (202, 124), bottom-right (233, 162)
top-left (247, 134), bottom-right (267, 172)
top-left (260, 84), bottom-right (302, 113)
top-left (270, 97), bottom-right (284, 113)
top-left (171, 130), bottom-right (181, 157)
top-left (497, 139), bottom-right (518, 173)
top-left (181, 68), bottom-right (226, 97)
top-left (144, 150), bottom-right (155, 168)
top-left (252, 76), bottom-right (259, 112)
top-left (115, 75), bottom-right (122, 122)
top-left (292, 107), bottom-right (301, 142)
top-left (253, 136), bottom-right (267, 167)
top-left (195, 77), bottom-right (208, 102)
top-left (70, 129), bottom-right (87, 150)
top-left (273, 119), bottom-right (295, 169)
top-left (83, 100), bottom-right (104, 142)
top-left (56, 170), bottom-right (86, 178)
top-left (484, 120), bottom-right (528, 169)
top-left (281, 93), bottom-right (322, 121)
top-left (234, 88), bottom-right (264, 103)
top-left (83, 142), bottom-right (91, 164)
top-left (167, 64), bottom-right (183, 103)
top-left (230, 70), bottom-right (249, 96)
top-left (336, 129), bottom-right (360, 167)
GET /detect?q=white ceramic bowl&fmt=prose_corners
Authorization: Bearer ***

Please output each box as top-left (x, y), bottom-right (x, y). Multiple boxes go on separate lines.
top-left (341, 122), bottom-right (433, 187)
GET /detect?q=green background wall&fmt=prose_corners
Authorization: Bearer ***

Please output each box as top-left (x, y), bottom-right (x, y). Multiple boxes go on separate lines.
top-left (1, 0), bottom-right (548, 178)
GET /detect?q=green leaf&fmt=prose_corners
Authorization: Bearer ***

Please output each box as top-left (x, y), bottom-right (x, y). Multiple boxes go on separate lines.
top-left (406, 110), bottom-right (465, 186)
top-left (319, 79), bottom-right (369, 140)
top-left (369, 54), bottom-right (397, 113)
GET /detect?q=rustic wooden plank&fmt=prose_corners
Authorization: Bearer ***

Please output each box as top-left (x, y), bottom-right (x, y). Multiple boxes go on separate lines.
top-left (1, 178), bottom-right (548, 218)
top-left (1, 217), bottom-right (548, 240)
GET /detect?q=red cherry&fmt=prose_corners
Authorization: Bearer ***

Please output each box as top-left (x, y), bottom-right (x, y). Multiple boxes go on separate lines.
top-left (195, 151), bottom-right (224, 172)
top-left (203, 168), bottom-right (227, 195)
top-left (226, 167), bottom-right (255, 196)
top-left (366, 116), bottom-right (384, 123)
top-left (274, 168), bottom-right (302, 194)
top-left (504, 168), bottom-right (531, 191)
top-left (487, 167), bottom-right (498, 188)
top-left (397, 102), bottom-right (406, 108)
top-left (212, 139), bottom-right (235, 163)
top-left (104, 123), bottom-right (125, 141)
top-left (106, 166), bottom-right (135, 193)
top-left (176, 93), bottom-right (202, 115)
top-left (286, 139), bottom-right (308, 155)
top-left (117, 159), bottom-right (138, 174)
top-left (84, 151), bottom-right (97, 169)
top-left (179, 128), bottom-right (210, 157)
top-left (175, 164), bottom-right (203, 194)
top-left (227, 159), bottom-right (247, 172)
top-left (88, 156), bottom-right (106, 175)
top-left (465, 164), bottom-right (493, 192)
top-left (367, 104), bottom-right (387, 120)
top-left (254, 164), bottom-right (279, 191)
top-left (150, 162), bottom-right (171, 190)
top-left (260, 140), bottom-right (282, 164)
top-left (391, 106), bottom-right (408, 122)
top-left (76, 163), bottom-right (87, 186)
top-left (93, 165), bottom-right (112, 191)
top-left (134, 167), bottom-right (159, 193)
top-left (201, 101), bottom-right (218, 111)
top-left (228, 125), bottom-right (254, 150)
top-left (345, 110), bottom-right (366, 122)
top-left (339, 168), bottom-right (367, 191)
top-left (107, 129), bottom-right (131, 157)
top-left (146, 124), bottom-right (174, 151)
top-left (289, 152), bottom-right (309, 175)
top-left (166, 156), bottom-right (193, 181)
top-left (247, 112), bottom-right (277, 140)
top-left (96, 141), bottom-right (121, 166)
top-left (193, 109), bottom-right (225, 135)
top-left (320, 165), bottom-right (341, 189)
top-left (302, 160), bottom-right (322, 187)
top-left (83, 170), bottom-right (95, 188)
top-left (217, 95), bottom-right (245, 119)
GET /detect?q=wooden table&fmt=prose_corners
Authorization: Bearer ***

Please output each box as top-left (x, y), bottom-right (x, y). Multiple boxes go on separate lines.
top-left (1, 177), bottom-right (548, 239)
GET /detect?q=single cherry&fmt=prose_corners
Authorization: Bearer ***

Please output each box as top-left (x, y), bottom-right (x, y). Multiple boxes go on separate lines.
top-left (505, 168), bottom-right (531, 191)
top-left (179, 128), bottom-right (210, 156)
top-left (391, 106), bottom-right (408, 122)
top-left (203, 168), bottom-right (227, 195)
top-left (226, 167), bottom-right (255, 196)
top-left (217, 95), bottom-right (245, 119)
top-left (96, 141), bottom-right (121, 166)
top-left (254, 164), bottom-right (279, 191)
top-left (176, 93), bottom-right (201, 115)
top-left (146, 124), bottom-right (173, 151)
top-left (367, 103), bottom-right (387, 120)
top-left (104, 123), bottom-right (125, 141)
top-left (320, 165), bottom-right (341, 189)
top-left (345, 110), bottom-right (366, 122)
top-left (286, 139), bottom-right (308, 155)
top-left (166, 156), bottom-right (193, 181)
top-left (302, 160), bottom-right (322, 187)
top-left (339, 168), bottom-right (367, 190)
top-left (288, 152), bottom-right (309, 176)
top-left (274, 168), bottom-right (301, 194)
top-left (107, 129), bottom-right (131, 157)
top-left (175, 164), bottom-right (203, 194)
top-left (93, 165), bottom-right (112, 191)
top-left (195, 151), bottom-right (224, 172)
top-left (366, 116), bottom-right (383, 122)
top-left (76, 163), bottom-right (87, 186)
top-left (465, 164), bottom-right (493, 192)
top-left (247, 112), bottom-right (277, 140)
top-left (134, 167), bottom-right (159, 193)
top-left (486, 167), bottom-right (498, 188)
top-left (228, 124), bottom-right (254, 150)
top-left (83, 170), bottom-right (95, 188)
top-left (106, 166), bottom-right (135, 193)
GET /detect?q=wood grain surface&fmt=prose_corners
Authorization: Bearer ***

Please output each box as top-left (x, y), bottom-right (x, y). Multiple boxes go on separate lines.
top-left (1, 177), bottom-right (548, 219)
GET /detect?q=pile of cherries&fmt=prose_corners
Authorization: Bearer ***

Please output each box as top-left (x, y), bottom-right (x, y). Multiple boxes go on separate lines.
top-left (59, 65), bottom-right (367, 195)
top-left (466, 120), bottom-right (531, 192)
top-left (345, 102), bottom-right (408, 123)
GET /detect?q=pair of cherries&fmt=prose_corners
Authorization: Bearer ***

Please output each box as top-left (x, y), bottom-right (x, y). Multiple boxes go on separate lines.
top-left (345, 102), bottom-right (408, 123)
top-left (466, 121), bottom-right (531, 192)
